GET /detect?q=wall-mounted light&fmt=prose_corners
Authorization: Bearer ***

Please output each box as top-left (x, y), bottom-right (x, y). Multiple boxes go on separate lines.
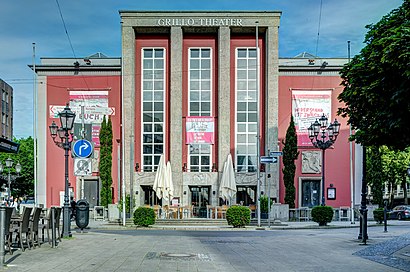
top-left (212, 191), bottom-right (216, 195)
top-left (135, 162), bottom-right (139, 172)
top-left (183, 163), bottom-right (187, 172)
top-left (136, 191), bottom-right (139, 195)
top-left (183, 191), bottom-right (187, 195)
top-left (212, 163), bottom-right (217, 172)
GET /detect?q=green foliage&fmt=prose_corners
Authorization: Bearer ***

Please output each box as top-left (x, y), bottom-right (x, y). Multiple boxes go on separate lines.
top-left (117, 194), bottom-right (131, 213)
top-left (0, 137), bottom-right (34, 197)
top-left (367, 146), bottom-right (384, 206)
top-left (311, 206), bottom-right (334, 226)
top-left (99, 116), bottom-right (113, 207)
top-left (133, 207), bottom-right (156, 227)
top-left (338, 1), bottom-right (410, 150)
top-left (282, 116), bottom-right (299, 208)
top-left (373, 208), bottom-right (387, 224)
top-left (259, 195), bottom-right (272, 213)
top-left (226, 206), bottom-right (251, 228)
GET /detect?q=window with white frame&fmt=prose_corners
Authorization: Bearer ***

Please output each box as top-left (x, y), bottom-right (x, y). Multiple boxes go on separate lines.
top-left (188, 48), bottom-right (212, 172)
top-left (142, 48), bottom-right (165, 172)
top-left (235, 48), bottom-right (258, 172)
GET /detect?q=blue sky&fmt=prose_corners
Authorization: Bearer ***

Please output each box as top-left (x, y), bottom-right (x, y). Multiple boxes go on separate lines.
top-left (0, 0), bottom-right (403, 139)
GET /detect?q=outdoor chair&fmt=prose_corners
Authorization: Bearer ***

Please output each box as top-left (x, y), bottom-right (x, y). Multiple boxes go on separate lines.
top-left (4, 207), bottom-right (15, 254)
top-left (45, 207), bottom-right (62, 244)
top-left (14, 206), bottom-right (33, 251)
top-left (30, 207), bottom-right (43, 248)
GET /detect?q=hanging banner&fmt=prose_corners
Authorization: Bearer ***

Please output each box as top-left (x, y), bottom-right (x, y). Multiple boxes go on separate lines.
top-left (292, 90), bottom-right (332, 146)
top-left (185, 116), bottom-right (215, 144)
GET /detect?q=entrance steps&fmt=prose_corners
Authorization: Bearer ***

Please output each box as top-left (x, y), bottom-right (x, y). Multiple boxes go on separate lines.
top-left (106, 218), bottom-right (228, 227)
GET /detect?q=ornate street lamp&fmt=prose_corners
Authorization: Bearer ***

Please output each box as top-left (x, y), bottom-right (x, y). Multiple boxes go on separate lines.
top-left (308, 113), bottom-right (341, 206)
top-left (0, 158), bottom-right (21, 201)
top-left (49, 103), bottom-right (75, 237)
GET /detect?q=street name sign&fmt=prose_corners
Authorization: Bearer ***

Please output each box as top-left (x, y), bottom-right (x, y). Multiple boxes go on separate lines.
top-left (260, 156), bottom-right (278, 164)
top-left (72, 139), bottom-right (93, 158)
top-left (270, 151), bottom-right (283, 157)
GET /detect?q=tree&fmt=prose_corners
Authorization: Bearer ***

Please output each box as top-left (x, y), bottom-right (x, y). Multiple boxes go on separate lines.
top-left (338, 1), bottom-right (410, 150)
top-left (99, 116), bottom-right (113, 207)
top-left (282, 116), bottom-right (299, 208)
top-left (0, 137), bottom-right (34, 198)
top-left (367, 146), bottom-right (384, 206)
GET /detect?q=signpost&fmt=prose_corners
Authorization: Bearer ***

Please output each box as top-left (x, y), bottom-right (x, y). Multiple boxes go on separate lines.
top-left (72, 139), bottom-right (93, 158)
top-left (260, 156), bottom-right (277, 164)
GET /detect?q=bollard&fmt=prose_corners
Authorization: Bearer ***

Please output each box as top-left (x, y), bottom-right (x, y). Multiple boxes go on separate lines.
top-left (384, 200), bottom-right (388, 233)
top-left (51, 207), bottom-right (56, 248)
top-left (0, 206), bottom-right (5, 265)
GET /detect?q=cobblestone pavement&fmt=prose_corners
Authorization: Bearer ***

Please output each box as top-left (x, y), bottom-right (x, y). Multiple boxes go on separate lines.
top-left (1, 221), bottom-right (409, 272)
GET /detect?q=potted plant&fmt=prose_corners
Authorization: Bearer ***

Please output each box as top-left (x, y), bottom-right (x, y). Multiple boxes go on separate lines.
top-left (260, 195), bottom-right (272, 219)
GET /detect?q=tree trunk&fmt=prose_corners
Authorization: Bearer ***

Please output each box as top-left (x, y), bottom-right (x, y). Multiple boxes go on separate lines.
top-left (403, 174), bottom-right (408, 205)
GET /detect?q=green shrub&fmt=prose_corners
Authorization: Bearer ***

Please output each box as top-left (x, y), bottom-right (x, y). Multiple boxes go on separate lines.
top-left (311, 206), bottom-right (334, 226)
top-left (373, 208), bottom-right (386, 224)
top-left (118, 194), bottom-right (131, 213)
top-left (226, 206), bottom-right (251, 228)
top-left (260, 195), bottom-right (273, 213)
top-left (133, 207), bottom-right (156, 227)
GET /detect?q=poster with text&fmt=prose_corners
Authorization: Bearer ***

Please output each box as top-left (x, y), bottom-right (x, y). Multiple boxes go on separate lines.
top-left (186, 116), bottom-right (215, 144)
top-left (292, 90), bottom-right (332, 146)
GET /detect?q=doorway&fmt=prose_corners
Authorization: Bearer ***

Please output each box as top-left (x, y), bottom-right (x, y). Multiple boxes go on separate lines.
top-left (189, 186), bottom-right (210, 218)
top-left (141, 185), bottom-right (161, 206)
top-left (301, 179), bottom-right (321, 207)
top-left (83, 179), bottom-right (99, 208)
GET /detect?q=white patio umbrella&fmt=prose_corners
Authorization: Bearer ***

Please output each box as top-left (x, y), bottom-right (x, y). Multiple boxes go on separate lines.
top-left (153, 154), bottom-right (166, 200)
top-left (162, 161), bottom-right (174, 204)
top-left (219, 154), bottom-right (237, 204)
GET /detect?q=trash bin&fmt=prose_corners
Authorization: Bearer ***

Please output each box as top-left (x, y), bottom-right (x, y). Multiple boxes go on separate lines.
top-left (75, 199), bottom-right (90, 231)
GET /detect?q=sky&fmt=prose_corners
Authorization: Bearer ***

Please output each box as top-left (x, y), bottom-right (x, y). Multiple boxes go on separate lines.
top-left (0, 0), bottom-right (403, 139)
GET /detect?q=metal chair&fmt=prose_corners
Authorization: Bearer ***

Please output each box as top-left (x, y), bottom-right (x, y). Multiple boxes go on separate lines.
top-left (45, 207), bottom-right (62, 244)
top-left (4, 207), bottom-right (15, 254)
top-left (14, 206), bottom-right (33, 251)
top-left (30, 207), bottom-right (43, 248)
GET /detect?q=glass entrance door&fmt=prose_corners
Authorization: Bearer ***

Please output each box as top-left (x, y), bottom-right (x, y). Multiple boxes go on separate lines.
top-left (190, 186), bottom-right (210, 218)
top-left (301, 179), bottom-right (320, 207)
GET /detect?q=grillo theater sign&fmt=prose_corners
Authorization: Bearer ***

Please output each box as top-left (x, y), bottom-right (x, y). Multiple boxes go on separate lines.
top-left (157, 18), bottom-right (244, 27)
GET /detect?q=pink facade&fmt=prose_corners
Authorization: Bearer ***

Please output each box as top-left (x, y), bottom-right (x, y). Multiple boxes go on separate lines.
top-left (278, 72), bottom-right (353, 208)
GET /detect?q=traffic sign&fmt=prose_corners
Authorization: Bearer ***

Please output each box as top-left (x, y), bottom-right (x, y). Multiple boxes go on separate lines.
top-left (270, 151), bottom-right (283, 157)
top-left (72, 139), bottom-right (93, 158)
top-left (74, 158), bottom-right (92, 176)
top-left (260, 156), bottom-right (278, 164)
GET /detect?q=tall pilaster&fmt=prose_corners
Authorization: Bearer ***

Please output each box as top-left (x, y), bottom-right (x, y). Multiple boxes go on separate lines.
top-left (121, 24), bottom-right (135, 192)
top-left (170, 27), bottom-right (183, 196)
top-left (218, 27), bottom-right (231, 171)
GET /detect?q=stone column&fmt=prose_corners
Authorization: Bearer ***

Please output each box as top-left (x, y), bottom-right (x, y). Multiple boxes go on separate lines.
top-left (265, 25), bottom-right (280, 198)
top-left (218, 27), bottom-right (231, 172)
top-left (170, 27), bottom-right (183, 198)
top-left (121, 24), bottom-right (135, 193)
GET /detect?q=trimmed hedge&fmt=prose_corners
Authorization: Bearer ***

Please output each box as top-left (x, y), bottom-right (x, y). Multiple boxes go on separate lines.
top-left (226, 206), bottom-right (251, 228)
top-left (311, 206), bottom-right (333, 226)
top-left (373, 208), bottom-right (386, 224)
top-left (133, 207), bottom-right (156, 227)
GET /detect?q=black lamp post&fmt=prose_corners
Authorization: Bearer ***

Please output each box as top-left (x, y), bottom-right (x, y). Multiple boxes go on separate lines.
top-left (308, 114), bottom-right (341, 206)
top-left (49, 103), bottom-right (75, 238)
top-left (0, 158), bottom-right (21, 201)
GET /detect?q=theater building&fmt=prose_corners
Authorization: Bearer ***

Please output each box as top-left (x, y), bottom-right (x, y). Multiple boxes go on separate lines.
top-left (34, 11), bottom-right (356, 216)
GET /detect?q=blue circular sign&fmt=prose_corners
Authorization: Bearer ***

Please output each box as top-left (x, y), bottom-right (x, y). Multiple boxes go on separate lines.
top-left (72, 139), bottom-right (93, 158)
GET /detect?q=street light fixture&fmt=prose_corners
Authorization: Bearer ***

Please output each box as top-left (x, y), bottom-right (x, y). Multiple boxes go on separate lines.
top-left (0, 158), bottom-right (21, 202)
top-left (49, 103), bottom-right (75, 238)
top-left (308, 113), bottom-right (340, 206)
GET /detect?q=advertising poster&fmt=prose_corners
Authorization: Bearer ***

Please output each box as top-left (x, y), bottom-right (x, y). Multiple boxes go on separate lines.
top-left (291, 90), bottom-right (332, 146)
top-left (186, 116), bottom-right (215, 144)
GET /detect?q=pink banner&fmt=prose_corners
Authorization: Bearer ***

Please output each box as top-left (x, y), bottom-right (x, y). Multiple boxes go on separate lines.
top-left (186, 116), bottom-right (215, 144)
top-left (292, 90), bottom-right (332, 146)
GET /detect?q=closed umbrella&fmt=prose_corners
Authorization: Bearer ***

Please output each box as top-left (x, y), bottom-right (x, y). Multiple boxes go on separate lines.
top-left (219, 154), bottom-right (237, 204)
top-left (163, 161), bottom-right (174, 204)
top-left (153, 154), bottom-right (166, 200)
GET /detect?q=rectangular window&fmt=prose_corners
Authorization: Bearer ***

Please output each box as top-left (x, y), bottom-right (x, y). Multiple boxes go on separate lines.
top-left (235, 48), bottom-right (258, 172)
top-left (188, 48), bottom-right (212, 172)
top-left (142, 48), bottom-right (165, 172)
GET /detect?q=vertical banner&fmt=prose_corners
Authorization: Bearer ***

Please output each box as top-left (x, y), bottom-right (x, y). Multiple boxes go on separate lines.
top-left (185, 116), bottom-right (215, 144)
top-left (69, 90), bottom-right (109, 147)
top-left (292, 90), bottom-right (332, 146)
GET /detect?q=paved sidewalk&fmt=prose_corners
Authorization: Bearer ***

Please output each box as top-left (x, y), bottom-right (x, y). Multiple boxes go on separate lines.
top-left (1, 220), bottom-right (409, 272)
